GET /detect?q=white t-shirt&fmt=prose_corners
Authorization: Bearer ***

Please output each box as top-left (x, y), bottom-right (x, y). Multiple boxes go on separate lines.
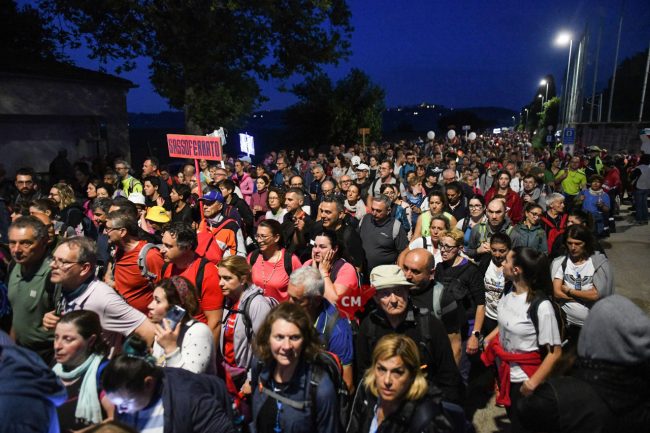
top-left (497, 291), bottom-right (561, 382)
top-left (483, 260), bottom-right (505, 320)
top-left (152, 320), bottom-right (216, 375)
top-left (553, 257), bottom-right (594, 326)
top-left (407, 237), bottom-right (442, 265)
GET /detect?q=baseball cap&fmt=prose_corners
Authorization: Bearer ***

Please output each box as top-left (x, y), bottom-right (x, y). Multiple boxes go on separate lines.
top-left (199, 190), bottom-right (225, 203)
top-left (127, 192), bottom-right (146, 206)
top-left (356, 163), bottom-right (370, 171)
top-left (588, 145), bottom-right (602, 152)
top-left (145, 206), bottom-right (170, 223)
top-left (351, 156), bottom-right (361, 166)
top-left (240, 156), bottom-right (252, 163)
top-left (370, 265), bottom-right (414, 290)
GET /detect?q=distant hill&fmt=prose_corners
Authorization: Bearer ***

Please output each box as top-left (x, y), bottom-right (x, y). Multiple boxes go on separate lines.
top-left (128, 104), bottom-right (517, 158)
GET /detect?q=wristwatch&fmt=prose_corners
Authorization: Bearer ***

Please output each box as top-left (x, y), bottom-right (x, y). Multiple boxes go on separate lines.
top-left (472, 330), bottom-right (481, 339)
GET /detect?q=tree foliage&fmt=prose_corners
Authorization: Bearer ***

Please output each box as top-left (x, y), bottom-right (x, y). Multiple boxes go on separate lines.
top-left (0, 0), bottom-right (65, 64)
top-left (37, 0), bottom-right (352, 132)
top-left (284, 68), bottom-right (385, 147)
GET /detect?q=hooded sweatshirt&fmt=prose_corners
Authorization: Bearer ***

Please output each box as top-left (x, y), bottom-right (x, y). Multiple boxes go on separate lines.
top-left (0, 343), bottom-right (67, 433)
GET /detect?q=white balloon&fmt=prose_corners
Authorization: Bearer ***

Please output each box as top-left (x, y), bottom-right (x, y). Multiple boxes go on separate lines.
top-left (447, 130), bottom-right (456, 140)
top-left (427, 131), bottom-right (435, 140)
top-left (468, 132), bottom-right (477, 141)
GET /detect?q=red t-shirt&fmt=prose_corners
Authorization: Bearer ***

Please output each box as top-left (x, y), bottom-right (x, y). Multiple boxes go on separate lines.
top-left (113, 241), bottom-right (164, 314)
top-left (163, 257), bottom-right (223, 324)
top-left (248, 249), bottom-right (302, 302)
top-left (222, 301), bottom-right (239, 366)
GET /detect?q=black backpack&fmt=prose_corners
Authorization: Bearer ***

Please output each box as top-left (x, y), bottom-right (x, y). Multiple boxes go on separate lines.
top-left (256, 351), bottom-right (351, 432)
top-left (225, 289), bottom-right (278, 341)
top-left (528, 293), bottom-right (567, 355)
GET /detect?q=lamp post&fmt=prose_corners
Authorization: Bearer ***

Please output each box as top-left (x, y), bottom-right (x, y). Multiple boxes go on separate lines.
top-left (555, 32), bottom-right (573, 132)
top-left (540, 79), bottom-right (549, 101)
top-left (538, 94), bottom-right (545, 105)
top-left (524, 108), bottom-right (529, 130)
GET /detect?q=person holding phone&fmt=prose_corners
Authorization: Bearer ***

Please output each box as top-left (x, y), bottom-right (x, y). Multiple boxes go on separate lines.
top-left (147, 276), bottom-right (217, 374)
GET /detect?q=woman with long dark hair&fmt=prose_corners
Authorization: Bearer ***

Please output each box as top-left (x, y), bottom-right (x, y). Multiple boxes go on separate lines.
top-left (303, 229), bottom-right (359, 305)
top-left (482, 247), bottom-right (562, 433)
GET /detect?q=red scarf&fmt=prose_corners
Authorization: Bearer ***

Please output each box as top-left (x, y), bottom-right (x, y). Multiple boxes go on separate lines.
top-left (481, 334), bottom-right (542, 407)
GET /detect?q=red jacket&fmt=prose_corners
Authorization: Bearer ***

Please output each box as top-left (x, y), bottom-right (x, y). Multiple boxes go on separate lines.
top-left (481, 335), bottom-right (542, 407)
top-left (603, 167), bottom-right (622, 193)
top-left (484, 187), bottom-right (524, 224)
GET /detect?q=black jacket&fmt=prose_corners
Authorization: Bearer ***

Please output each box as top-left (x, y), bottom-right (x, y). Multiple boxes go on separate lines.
top-left (355, 306), bottom-right (464, 404)
top-left (308, 217), bottom-right (367, 274)
top-left (346, 385), bottom-right (456, 433)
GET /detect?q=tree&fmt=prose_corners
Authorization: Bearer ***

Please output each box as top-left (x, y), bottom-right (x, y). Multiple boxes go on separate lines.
top-left (285, 68), bottom-right (385, 147)
top-left (0, 0), bottom-right (65, 64)
top-left (601, 51), bottom-right (650, 121)
top-left (38, 0), bottom-right (352, 132)
top-left (531, 97), bottom-right (560, 148)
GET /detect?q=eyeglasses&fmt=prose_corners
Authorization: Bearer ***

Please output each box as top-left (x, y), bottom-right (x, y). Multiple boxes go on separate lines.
top-left (255, 234), bottom-right (274, 240)
top-left (340, 180), bottom-right (352, 184)
top-left (105, 226), bottom-right (124, 233)
top-left (439, 243), bottom-right (458, 251)
top-left (51, 257), bottom-right (81, 268)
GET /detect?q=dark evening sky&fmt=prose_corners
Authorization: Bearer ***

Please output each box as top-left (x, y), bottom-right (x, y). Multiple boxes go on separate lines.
top-left (62, 0), bottom-right (650, 113)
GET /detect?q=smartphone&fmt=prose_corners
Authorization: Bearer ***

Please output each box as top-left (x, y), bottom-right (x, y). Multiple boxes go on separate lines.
top-left (164, 305), bottom-right (186, 330)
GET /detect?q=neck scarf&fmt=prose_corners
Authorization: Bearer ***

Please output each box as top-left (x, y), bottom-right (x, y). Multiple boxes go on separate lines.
top-left (52, 353), bottom-right (104, 424)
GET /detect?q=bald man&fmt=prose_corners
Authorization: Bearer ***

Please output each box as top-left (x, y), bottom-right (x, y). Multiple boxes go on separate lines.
top-left (401, 248), bottom-right (436, 309)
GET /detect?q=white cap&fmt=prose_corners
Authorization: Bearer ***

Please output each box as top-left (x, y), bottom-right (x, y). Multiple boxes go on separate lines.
top-left (355, 163), bottom-right (370, 171)
top-left (128, 192), bottom-right (146, 205)
top-left (351, 156), bottom-right (361, 166)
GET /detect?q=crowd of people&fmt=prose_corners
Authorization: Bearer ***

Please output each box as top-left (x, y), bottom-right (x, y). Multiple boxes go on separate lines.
top-left (0, 131), bottom-right (649, 433)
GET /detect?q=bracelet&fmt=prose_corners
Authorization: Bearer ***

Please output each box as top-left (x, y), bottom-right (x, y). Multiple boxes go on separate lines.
top-left (322, 274), bottom-right (330, 279)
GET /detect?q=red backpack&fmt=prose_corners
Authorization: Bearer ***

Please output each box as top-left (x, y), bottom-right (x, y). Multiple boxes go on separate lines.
top-left (195, 218), bottom-right (234, 263)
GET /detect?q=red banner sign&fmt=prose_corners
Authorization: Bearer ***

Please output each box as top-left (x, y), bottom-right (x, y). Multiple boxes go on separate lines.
top-left (166, 134), bottom-right (223, 161)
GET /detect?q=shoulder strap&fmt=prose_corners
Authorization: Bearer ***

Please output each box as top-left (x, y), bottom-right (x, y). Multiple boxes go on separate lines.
top-left (561, 255), bottom-right (569, 274)
top-left (321, 309), bottom-right (339, 347)
top-left (161, 262), bottom-right (171, 279)
top-left (240, 290), bottom-right (262, 341)
top-left (422, 235), bottom-right (428, 250)
top-left (392, 218), bottom-right (400, 239)
top-left (195, 257), bottom-right (209, 299)
top-left (249, 249), bottom-right (260, 265)
top-left (282, 249), bottom-right (293, 277)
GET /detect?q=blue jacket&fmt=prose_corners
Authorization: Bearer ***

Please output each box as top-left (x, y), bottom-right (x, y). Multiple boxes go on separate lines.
top-left (250, 359), bottom-right (339, 433)
top-left (118, 368), bottom-right (235, 433)
top-left (0, 343), bottom-right (67, 433)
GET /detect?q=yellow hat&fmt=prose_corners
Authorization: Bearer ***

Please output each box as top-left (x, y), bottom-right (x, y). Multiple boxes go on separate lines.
top-left (145, 206), bottom-right (170, 223)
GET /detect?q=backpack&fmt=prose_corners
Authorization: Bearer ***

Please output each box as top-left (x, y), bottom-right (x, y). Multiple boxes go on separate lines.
top-left (540, 213), bottom-right (568, 253)
top-left (358, 214), bottom-right (401, 240)
top-left (160, 257), bottom-right (210, 300)
top-left (528, 292), bottom-right (567, 356)
top-left (226, 289), bottom-right (278, 341)
top-left (257, 351), bottom-right (350, 432)
top-left (196, 218), bottom-right (234, 263)
top-left (248, 248), bottom-right (293, 278)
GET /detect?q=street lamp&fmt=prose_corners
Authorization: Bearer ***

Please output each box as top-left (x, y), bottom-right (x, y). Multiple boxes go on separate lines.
top-left (555, 31), bottom-right (573, 131)
top-left (540, 79), bottom-right (549, 101)
top-left (538, 94), bottom-right (545, 104)
top-left (524, 108), bottom-right (529, 127)
top-left (512, 115), bottom-right (516, 127)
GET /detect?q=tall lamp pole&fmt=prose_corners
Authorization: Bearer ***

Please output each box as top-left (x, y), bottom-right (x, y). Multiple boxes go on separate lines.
top-left (555, 32), bottom-right (573, 132)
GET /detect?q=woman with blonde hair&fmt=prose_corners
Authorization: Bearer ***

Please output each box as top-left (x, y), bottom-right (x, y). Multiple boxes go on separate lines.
top-left (347, 334), bottom-right (453, 433)
top-left (49, 182), bottom-right (96, 239)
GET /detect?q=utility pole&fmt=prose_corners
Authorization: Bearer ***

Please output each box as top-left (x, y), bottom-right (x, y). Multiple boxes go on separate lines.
top-left (590, 20), bottom-right (603, 123)
top-left (607, 3), bottom-right (625, 122)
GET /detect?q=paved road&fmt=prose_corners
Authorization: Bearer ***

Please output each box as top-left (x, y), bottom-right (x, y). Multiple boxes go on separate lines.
top-left (470, 204), bottom-right (650, 433)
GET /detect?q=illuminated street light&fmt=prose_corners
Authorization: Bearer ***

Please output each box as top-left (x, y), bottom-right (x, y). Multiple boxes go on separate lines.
top-left (538, 94), bottom-right (545, 104)
top-left (540, 79), bottom-right (549, 101)
top-left (555, 32), bottom-right (571, 46)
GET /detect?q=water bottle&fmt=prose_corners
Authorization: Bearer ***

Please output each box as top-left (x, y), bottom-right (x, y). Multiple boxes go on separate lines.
top-left (574, 272), bottom-right (582, 291)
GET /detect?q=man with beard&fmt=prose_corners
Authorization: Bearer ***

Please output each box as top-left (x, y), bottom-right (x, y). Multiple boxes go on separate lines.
top-left (309, 196), bottom-right (365, 274)
top-left (14, 167), bottom-right (43, 208)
